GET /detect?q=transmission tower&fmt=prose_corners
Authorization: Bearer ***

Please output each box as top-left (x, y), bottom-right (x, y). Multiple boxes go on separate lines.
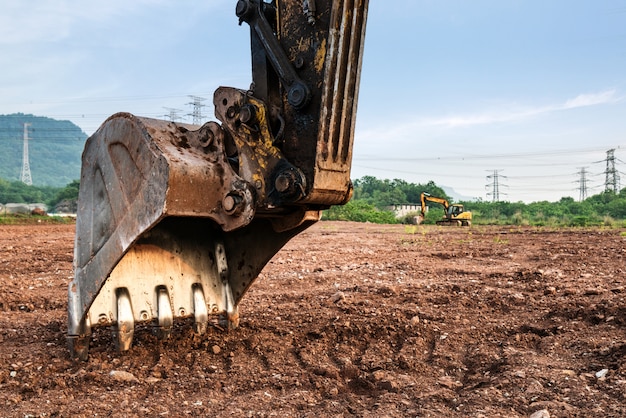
top-left (20, 122), bottom-right (33, 185)
top-left (486, 170), bottom-right (507, 202)
top-left (576, 167), bottom-right (588, 202)
top-left (164, 107), bottom-right (184, 122)
top-left (186, 95), bottom-right (207, 125)
top-left (604, 148), bottom-right (620, 193)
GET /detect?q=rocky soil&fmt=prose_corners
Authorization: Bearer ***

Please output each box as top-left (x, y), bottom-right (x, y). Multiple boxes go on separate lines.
top-left (1, 221), bottom-right (625, 417)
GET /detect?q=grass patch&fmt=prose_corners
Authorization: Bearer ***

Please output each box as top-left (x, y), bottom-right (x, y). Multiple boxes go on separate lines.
top-left (0, 214), bottom-right (75, 225)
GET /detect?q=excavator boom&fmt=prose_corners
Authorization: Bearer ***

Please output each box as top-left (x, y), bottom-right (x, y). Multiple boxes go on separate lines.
top-left (68, 0), bottom-right (369, 360)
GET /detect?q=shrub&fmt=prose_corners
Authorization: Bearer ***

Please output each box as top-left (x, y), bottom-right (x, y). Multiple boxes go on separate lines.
top-left (323, 200), bottom-right (398, 224)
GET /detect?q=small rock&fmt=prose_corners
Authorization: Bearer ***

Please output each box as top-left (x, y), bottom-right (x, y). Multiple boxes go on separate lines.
top-left (595, 368), bottom-right (608, 379)
top-left (377, 285), bottom-right (399, 296)
top-left (340, 363), bottom-right (360, 380)
top-left (437, 376), bottom-right (462, 389)
top-left (331, 291), bottom-right (345, 303)
top-left (529, 409), bottom-right (550, 418)
top-left (212, 345), bottom-right (221, 354)
top-left (544, 286), bottom-right (556, 295)
top-left (372, 371), bottom-right (400, 392)
top-left (109, 370), bottom-right (138, 383)
top-left (524, 378), bottom-right (544, 395)
top-left (510, 292), bottom-right (525, 304)
top-left (409, 315), bottom-right (420, 326)
top-left (514, 370), bottom-right (526, 378)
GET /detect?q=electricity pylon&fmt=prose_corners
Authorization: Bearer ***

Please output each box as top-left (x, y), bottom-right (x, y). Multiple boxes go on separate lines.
top-left (20, 122), bottom-right (33, 185)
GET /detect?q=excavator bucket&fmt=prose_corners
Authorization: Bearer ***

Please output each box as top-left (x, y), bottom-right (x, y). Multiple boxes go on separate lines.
top-left (68, 0), bottom-right (369, 360)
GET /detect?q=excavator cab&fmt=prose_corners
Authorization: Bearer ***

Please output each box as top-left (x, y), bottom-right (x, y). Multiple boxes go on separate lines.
top-left (68, 0), bottom-right (369, 360)
top-left (448, 205), bottom-right (463, 217)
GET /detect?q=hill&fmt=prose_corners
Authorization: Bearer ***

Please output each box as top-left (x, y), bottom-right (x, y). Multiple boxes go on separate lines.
top-left (441, 186), bottom-right (476, 202)
top-left (0, 113), bottom-right (87, 187)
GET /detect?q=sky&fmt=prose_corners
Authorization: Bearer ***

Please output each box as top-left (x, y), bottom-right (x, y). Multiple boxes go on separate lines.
top-left (1, 0), bottom-right (625, 203)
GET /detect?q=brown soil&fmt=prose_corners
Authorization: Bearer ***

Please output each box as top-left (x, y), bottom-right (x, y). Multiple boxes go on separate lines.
top-left (1, 221), bottom-right (625, 417)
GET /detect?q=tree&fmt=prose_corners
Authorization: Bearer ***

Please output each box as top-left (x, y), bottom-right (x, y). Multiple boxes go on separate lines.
top-left (49, 180), bottom-right (80, 208)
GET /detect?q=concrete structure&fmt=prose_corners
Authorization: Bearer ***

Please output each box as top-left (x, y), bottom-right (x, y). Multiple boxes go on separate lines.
top-left (387, 204), bottom-right (424, 219)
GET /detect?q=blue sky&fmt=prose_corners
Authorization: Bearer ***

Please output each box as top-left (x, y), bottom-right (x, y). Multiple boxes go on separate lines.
top-left (1, 0), bottom-right (625, 203)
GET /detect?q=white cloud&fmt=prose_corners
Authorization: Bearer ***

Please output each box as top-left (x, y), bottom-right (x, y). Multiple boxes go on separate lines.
top-left (354, 89), bottom-right (624, 149)
top-left (418, 89), bottom-right (622, 129)
top-left (563, 90), bottom-right (621, 109)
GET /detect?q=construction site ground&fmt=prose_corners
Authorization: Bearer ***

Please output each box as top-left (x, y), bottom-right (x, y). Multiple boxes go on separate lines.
top-left (1, 221), bottom-right (625, 417)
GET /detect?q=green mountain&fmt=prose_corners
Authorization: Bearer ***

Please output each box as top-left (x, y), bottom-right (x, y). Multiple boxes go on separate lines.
top-left (0, 113), bottom-right (88, 187)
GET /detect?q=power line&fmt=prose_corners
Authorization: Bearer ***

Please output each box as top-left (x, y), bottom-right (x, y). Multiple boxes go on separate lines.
top-left (356, 145), bottom-right (620, 162)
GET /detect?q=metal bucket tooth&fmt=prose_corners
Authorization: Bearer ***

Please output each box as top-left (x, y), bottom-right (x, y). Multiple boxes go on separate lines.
top-left (156, 286), bottom-right (173, 340)
top-left (67, 284), bottom-right (92, 361)
top-left (114, 288), bottom-right (134, 352)
top-left (192, 284), bottom-right (209, 335)
top-left (215, 241), bottom-right (239, 330)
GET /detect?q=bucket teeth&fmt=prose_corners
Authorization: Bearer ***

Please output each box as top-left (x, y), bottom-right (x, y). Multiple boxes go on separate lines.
top-left (192, 285), bottom-right (209, 335)
top-left (114, 288), bottom-right (135, 352)
top-left (215, 241), bottom-right (239, 330)
top-left (156, 286), bottom-right (173, 340)
top-left (68, 285), bottom-right (92, 361)
top-left (68, 335), bottom-right (91, 362)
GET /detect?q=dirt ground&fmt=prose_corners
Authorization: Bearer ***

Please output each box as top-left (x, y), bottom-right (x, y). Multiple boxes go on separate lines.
top-left (1, 221), bottom-right (625, 417)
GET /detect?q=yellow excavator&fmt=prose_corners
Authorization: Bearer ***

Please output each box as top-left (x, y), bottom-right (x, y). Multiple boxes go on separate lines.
top-left (418, 192), bottom-right (472, 226)
top-left (67, 0), bottom-right (369, 360)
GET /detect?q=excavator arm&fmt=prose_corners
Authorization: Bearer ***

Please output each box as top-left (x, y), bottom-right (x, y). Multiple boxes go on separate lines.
top-left (420, 192), bottom-right (450, 217)
top-left (68, 0), bottom-right (369, 360)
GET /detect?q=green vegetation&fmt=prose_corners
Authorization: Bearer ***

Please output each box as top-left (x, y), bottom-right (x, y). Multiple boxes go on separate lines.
top-left (0, 178), bottom-right (58, 205)
top-left (352, 176), bottom-right (447, 205)
top-left (464, 191), bottom-right (626, 227)
top-left (0, 178), bottom-right (79, 210)
top-left (51, 180), bottom-right (80, 208)
top-left (0, 213), bottom-right (74, 225)
top-left (324, 176), bottom-right (626, 227)
top-left (0, 113), bottom-right (87, 187)
top-left (323, 200), bottom-right (398, 224)
top-left (324, 176), bottom-right (448, 224)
